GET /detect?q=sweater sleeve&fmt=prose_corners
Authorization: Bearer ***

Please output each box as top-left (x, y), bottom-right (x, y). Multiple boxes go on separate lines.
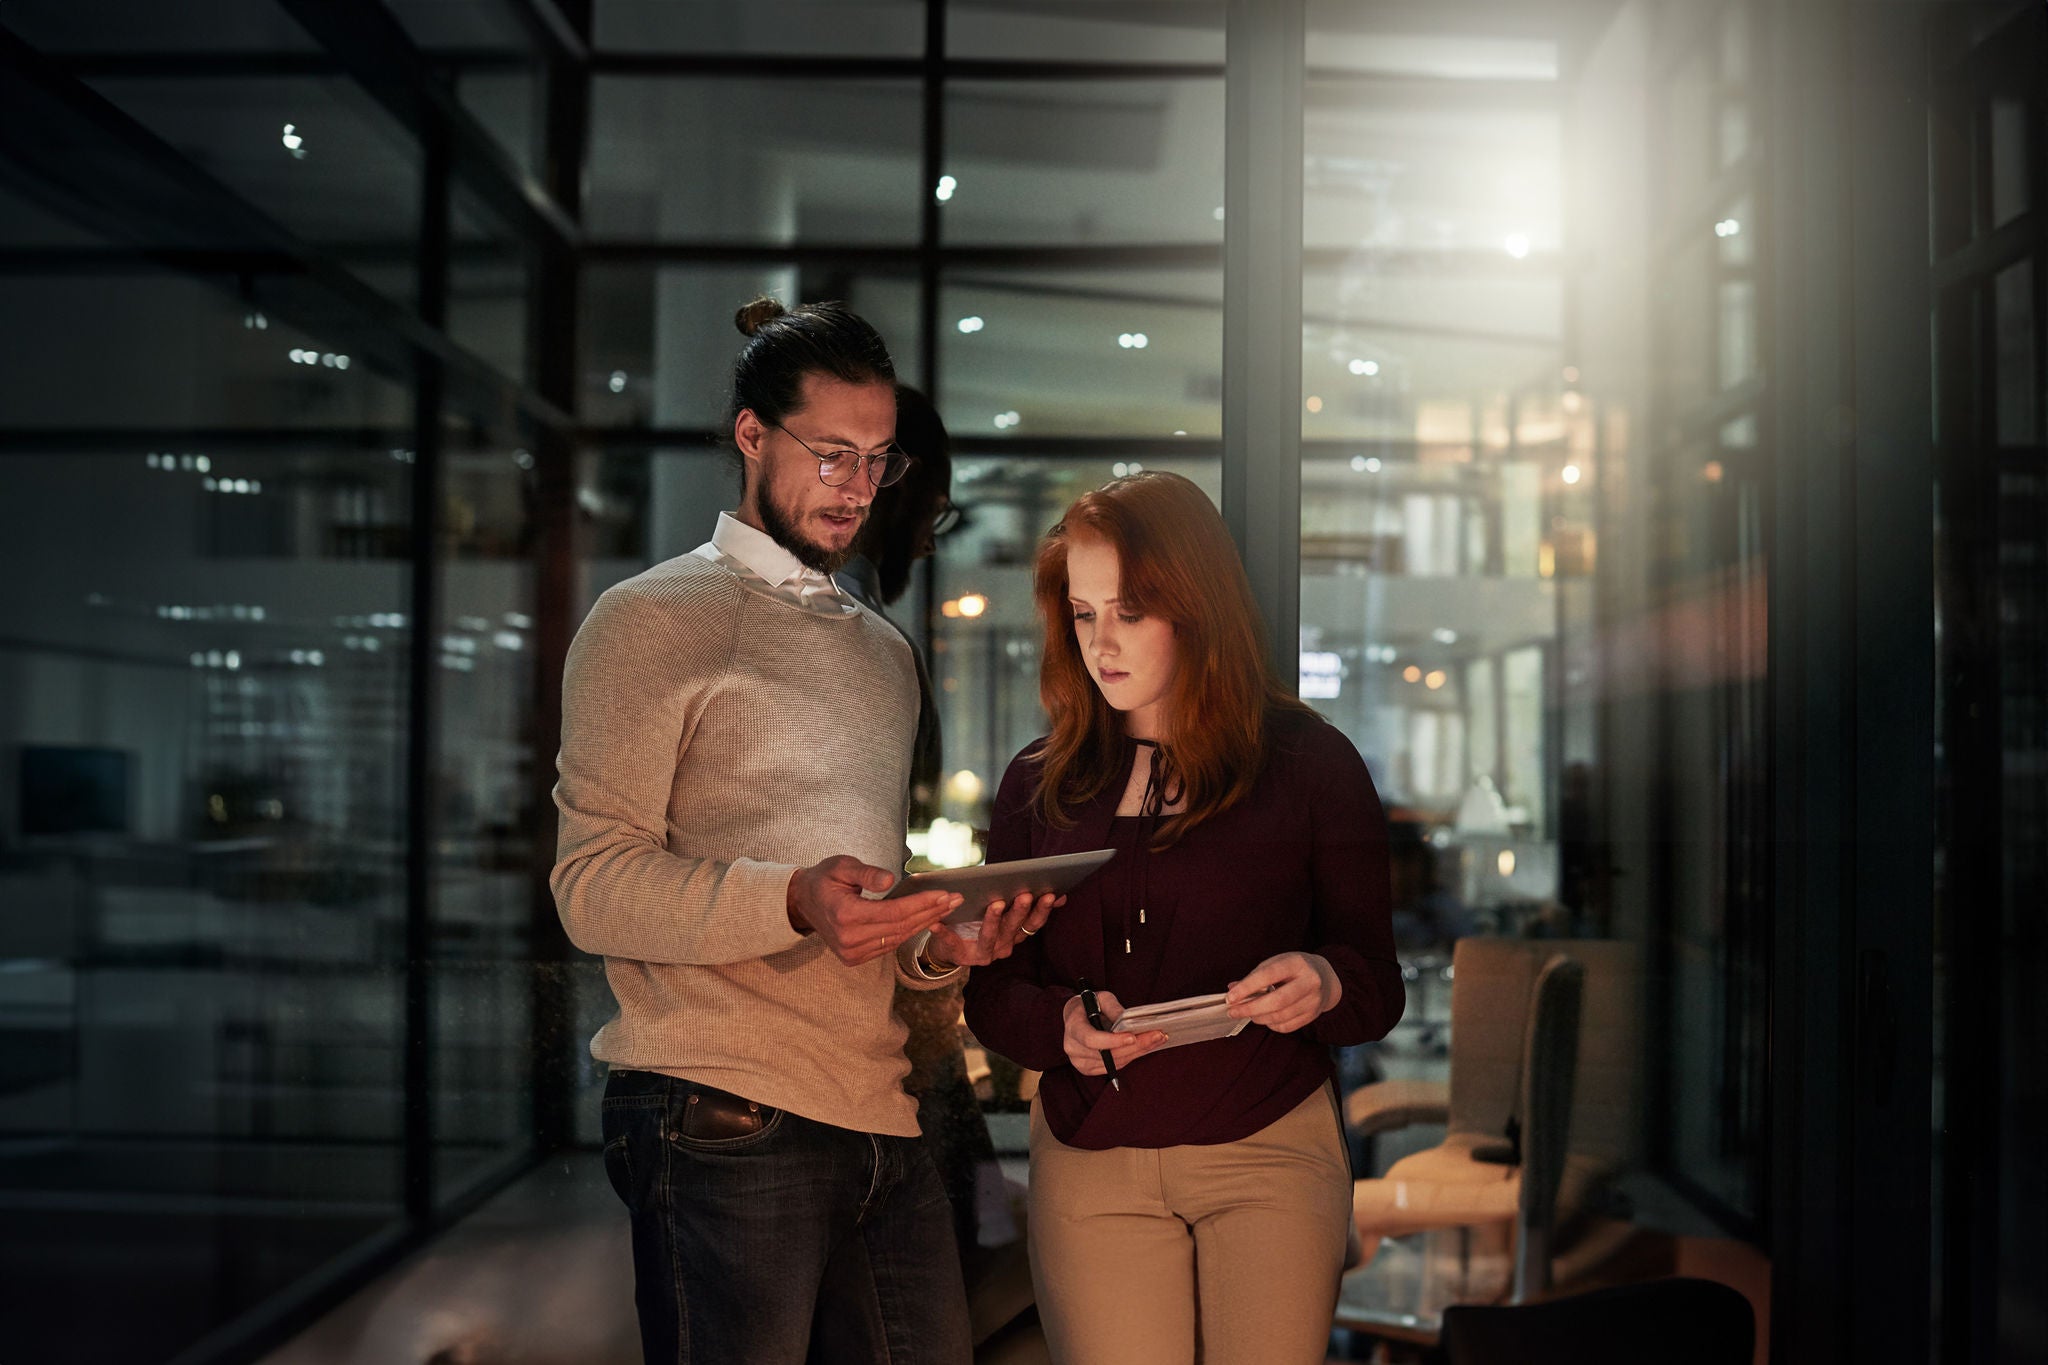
top-left (962, 746), bottom-right (1076, 1073)
top-left (551, 580), bottom-right (807, 966)
top-left (1297, 720), bottom-right (1407, 1046)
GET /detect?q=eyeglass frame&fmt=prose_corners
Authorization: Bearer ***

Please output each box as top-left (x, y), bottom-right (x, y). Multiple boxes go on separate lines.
top-left (769, 421), bottom-right (912, 489)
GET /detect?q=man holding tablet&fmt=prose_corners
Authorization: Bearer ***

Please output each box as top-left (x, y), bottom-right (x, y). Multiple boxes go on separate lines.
top-left (551, 298), bottom-right (1049, 1365)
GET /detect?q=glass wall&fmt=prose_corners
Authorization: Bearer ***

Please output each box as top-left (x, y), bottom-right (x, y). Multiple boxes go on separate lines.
top-left (0, 1), bottom-right (569, 1359)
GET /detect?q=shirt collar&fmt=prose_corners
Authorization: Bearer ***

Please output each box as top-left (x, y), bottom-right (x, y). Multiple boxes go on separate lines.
top-left (708, 511), bottom-right (854, 611)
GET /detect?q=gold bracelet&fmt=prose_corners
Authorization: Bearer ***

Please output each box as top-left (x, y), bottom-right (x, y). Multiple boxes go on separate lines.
top-left (912, 934), bottom-right (960, 980)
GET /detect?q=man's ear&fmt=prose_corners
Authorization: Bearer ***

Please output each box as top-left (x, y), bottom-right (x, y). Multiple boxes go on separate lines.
top-left (734, 408), bottom-right (768, 464)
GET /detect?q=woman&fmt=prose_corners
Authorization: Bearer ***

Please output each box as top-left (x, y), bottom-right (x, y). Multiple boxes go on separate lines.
top-left (963, 471), bottom-right (1404, 1365)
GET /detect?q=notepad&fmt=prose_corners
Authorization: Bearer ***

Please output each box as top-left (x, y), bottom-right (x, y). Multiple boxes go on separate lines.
top-left (1109, 992), bottom-right (1251, 1050)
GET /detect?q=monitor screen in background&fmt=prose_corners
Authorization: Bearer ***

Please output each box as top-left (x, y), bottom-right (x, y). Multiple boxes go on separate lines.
top-left (19, 745), bottom-right (131, 836)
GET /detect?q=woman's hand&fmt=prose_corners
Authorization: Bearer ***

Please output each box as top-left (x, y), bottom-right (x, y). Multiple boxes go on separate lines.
top-left (1062, 992), bottom-right (1168, 1075)
top-left (924, 891), bottom-right (1062, 969)
top-left (1224, 952), bottom-right (1341, 1033)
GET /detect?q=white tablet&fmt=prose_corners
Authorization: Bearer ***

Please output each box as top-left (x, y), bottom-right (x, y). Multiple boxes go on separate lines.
top-left (1110, 992), bottom-right (1252, 1050)
top-left (882, 848), bottom-right (1117, 927)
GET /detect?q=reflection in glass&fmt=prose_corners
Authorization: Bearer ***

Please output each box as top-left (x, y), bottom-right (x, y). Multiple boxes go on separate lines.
top-left (0, 448), bottom-right (413, 1363)
top-left (1995, 262), bottom-right (2037, 446)
top-left (586, 77), bottom-right (922, 243)
top-left (431, 440), bottom-right (541, 1200)
top-left (942, 81), bottom-right (1223, 246)
top-left (81, 75), bottom-right (424, 308)
top-left (940, 269), bottom-right (1221, 438)
top-left (582, 266), bottom-right (922, 427)
top-left (595, 0), bottom-right (926, 56)
top-left (0, 271), bottom-right (412, 432)
top-left (949, 1), bottom-right (1223, 64)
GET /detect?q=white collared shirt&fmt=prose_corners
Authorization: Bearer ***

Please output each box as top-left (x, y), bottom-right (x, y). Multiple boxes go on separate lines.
top-left (692, 512), bottom-right (859, 617)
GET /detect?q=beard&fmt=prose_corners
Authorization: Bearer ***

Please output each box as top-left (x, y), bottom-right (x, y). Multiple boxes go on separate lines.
top-left (758, 486), bottom-right (862, 574)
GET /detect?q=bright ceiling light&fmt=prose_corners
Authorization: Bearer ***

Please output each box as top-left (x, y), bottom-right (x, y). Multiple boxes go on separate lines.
top-left (956, 315), bottom-right (984, 334)
top-left (1562, 464), bottom-right (1583, 485)
top-left (935, 174), bottom-right (957, 203)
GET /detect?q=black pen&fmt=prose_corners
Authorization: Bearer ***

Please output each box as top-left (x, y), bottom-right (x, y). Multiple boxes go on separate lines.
top-left (1076, 978), bottom-right (1121, 1091)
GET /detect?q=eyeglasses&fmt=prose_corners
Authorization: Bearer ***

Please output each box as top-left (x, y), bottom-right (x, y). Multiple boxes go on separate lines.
top-left (772, 423), bottom-right (911, 488)
top-left (931, 501), bottom-right (963, 537)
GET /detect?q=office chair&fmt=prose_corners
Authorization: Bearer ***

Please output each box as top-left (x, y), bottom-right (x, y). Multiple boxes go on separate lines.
top-left (1439, 1275), bottom-right (1755, 1365)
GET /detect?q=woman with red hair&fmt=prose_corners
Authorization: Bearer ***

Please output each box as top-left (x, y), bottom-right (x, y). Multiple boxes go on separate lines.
top-left (964, 470), bottom-right (1404, 1365)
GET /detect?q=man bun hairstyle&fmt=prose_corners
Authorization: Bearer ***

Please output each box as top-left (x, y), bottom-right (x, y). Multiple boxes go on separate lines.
top-left (725, 296), bottom-right (897, 448)
top-left (734, 296), bottom-right (787, 337)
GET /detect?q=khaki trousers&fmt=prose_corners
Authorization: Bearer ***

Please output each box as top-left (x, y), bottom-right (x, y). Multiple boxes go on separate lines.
top-left (1027, 1086), bottom-right (1352, 1365)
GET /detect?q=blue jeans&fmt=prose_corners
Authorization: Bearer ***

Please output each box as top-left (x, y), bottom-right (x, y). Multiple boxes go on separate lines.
top-left (600, 1069), bottom-right (972, 1365)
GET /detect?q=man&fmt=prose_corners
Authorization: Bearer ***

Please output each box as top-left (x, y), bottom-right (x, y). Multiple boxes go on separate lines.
top-left (552, 298), bottom-right (1047, 1364)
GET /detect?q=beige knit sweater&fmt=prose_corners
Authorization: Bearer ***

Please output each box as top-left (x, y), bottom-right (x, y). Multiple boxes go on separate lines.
top-left (551, 548), bottom-right (930, 1136)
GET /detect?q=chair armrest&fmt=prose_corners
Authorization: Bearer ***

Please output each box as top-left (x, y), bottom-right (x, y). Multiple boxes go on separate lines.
top-left (1345, 1079), bottom-right (1450, 1136)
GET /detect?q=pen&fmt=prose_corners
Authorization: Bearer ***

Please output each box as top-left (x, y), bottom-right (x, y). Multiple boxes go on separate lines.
top-left (1076, 977), bottom-right (1120, 1091)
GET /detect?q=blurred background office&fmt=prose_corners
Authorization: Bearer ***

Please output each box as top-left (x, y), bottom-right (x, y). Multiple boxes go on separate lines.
top-left (0, 2), bottom-right (2042, 1363)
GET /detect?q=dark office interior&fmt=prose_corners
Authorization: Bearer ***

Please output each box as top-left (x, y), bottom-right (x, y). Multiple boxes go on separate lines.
top-left (0, 2), bottom-right (2043, 1362)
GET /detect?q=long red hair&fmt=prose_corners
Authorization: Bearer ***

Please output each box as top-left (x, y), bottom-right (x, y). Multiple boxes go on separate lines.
top-left (1031, 471), bottom-right (1310, 846)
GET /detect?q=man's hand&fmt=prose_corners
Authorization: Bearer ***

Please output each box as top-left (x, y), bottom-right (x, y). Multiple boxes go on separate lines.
top-left (787, 856), bottom-right (964, 967)
top-left (923, 891), bottom-right (1062, 970)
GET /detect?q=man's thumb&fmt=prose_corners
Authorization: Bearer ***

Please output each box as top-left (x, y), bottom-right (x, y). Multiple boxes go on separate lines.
top-left (856, 863), bottom-right (897, 895)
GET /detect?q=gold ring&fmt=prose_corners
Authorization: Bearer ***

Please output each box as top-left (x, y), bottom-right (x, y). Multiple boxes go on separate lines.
top-left (879, 934), bottom-right (890, 948)
top-left (1020, 927), bottom-right (1039, 937)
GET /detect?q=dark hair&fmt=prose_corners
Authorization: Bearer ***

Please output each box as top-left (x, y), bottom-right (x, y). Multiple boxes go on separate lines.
top-left (725, 297), bottom-right (896, 478)
top-left (855, 383), bottom-right (953, 604)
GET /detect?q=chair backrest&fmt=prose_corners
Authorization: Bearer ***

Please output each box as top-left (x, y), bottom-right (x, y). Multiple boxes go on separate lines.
top-left (1444, 936), bottom-right (1545, 1140)
top-left (1441, 1276), bottom-right (1755, 1365)
top-left (1445, 937), bottom-right (1643, 1170)
top-left (1511, 953), bottom-right (1585, 1301)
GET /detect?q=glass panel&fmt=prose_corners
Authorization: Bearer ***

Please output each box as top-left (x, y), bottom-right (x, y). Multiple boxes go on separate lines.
top-left (939, 268), bottom-right (1222, 439)
top-left (582, 265), bottom-right (923, 426)
top-left (595, 0), bottom-right (927, 56)
top-left (930, 455), bottom-right (1224, 828)
top-left (1988, 98), bottom-right (2029, 231)
top-left (1317, 18), bottom-right (1773, 1302)
top-left (430, 433), bottom-right (539, 1200)
top-left (0, 0), bottom-right (318, 52)
top-left (948, 1), bottom-right (1224, 64)
top-left (0, 447), bottom-right (412, 1364)
top-left (1994, 463), bottom-right (2048, 1356)
top-left (450, 190), bottom-right (534, 385)
top-left (1304, 88), bottom-right (1563, 255)
top-left (455, 66), bottom-right (544, 180)
top-left (0, 270), bottom-right (412, 431)
top-left (1305, 4), bottom-right (1556, 78)
top-left (586, 77), bottom-right (923, 243)
top-left (1302, 267), bottom-right (1563, 444)
top-left (380, 1), bottom-right (546, 177)
top-left (81, 76), bottom-right (425, 309)
top-left (1995, 261), bottom-right (2037, 446)
top-left (942, 80), bottom-right (1224, 245)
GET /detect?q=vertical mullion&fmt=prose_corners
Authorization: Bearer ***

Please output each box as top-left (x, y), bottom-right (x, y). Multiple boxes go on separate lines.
top-left (403, 115), bottom-right (452, 1223)
top-left (1222, 0), bottom-right (1303, 682)
top-left (919, 0), bottom-right (945, 393)
top-left (918, 1), bottom-right (945, 676)
top-left (527, 0), bottom-right (591, 1159)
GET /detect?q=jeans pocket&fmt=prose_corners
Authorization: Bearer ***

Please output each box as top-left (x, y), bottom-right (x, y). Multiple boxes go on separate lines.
top-left (670, 1102), bottom-right (787, 1153)
top-left (601, 1134), bottom-right (634, 1207)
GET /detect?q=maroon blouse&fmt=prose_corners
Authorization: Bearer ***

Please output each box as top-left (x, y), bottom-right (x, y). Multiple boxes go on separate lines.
top-left (963, 708), bottom-right (1405, 1150)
